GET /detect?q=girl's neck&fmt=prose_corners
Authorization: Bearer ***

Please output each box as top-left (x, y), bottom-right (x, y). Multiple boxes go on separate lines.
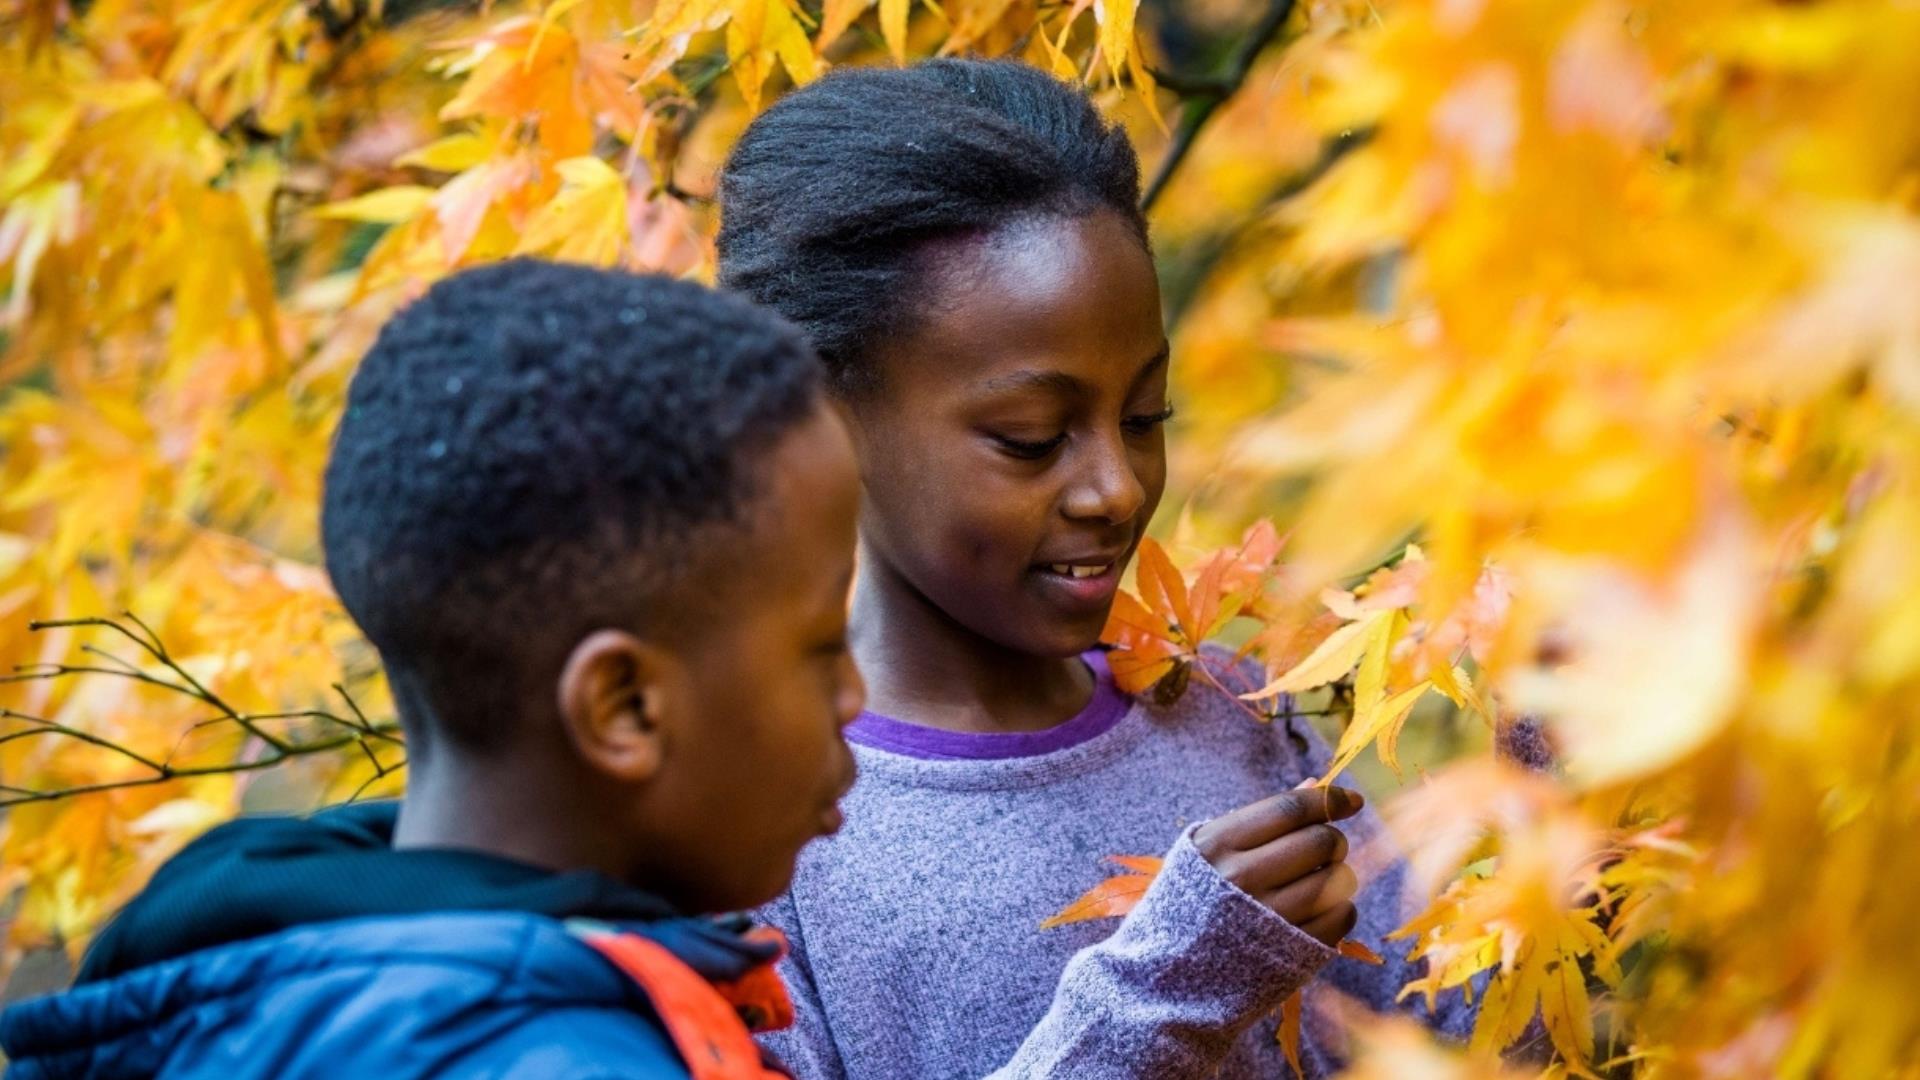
top-left (849, 544), bottom-right (1094, 735)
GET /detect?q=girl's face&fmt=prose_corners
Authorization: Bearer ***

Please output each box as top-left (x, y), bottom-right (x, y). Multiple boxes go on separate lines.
top-left (850, 209), bottom-right (1169, 658)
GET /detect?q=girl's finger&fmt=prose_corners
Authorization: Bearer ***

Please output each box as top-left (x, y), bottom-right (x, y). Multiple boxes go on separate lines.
top-left (1264, 860), bottom-right (1359, 924)
top-left (1234, 823), bottom-right (1348, 894)
top-left (1295, 902), bottom-right (1360, 949)
top-left (1197, 786), bottom-right (1364, 852)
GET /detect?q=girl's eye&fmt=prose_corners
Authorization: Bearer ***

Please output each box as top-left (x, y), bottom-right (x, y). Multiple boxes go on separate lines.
top-left (993, 433), bottom-right (1068, 460)
top-left (1123, 403), bottom-right (1176, 435)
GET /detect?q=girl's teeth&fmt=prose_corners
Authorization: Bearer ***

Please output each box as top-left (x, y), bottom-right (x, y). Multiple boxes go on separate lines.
top-left (1048, 564), bottom-right (1108, 579)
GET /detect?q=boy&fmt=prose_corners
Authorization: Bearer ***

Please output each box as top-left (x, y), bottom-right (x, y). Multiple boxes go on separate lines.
top-left (0, 260), bottom-right (865, 1078)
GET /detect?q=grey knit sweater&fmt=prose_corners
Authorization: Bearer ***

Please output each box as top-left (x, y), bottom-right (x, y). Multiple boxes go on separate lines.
top-left (756, 651), bottom-right (1476, 1078)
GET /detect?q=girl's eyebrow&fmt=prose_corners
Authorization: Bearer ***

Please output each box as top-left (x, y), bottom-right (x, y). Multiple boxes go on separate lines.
top-left (979, 369), bottom-right (1085, 397)
top-left (977, 345), bottom-right (1172, 398)
top-left (1131, 344), bottom-right (1172, 388)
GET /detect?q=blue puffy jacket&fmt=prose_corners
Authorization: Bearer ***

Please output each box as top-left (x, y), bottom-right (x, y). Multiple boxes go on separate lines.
top-left (0, 804), bottom-right (789, 1079)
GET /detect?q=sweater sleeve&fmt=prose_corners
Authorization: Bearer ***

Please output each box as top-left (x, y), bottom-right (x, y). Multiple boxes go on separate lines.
top-left (754, 890), bottom-right (850, 1080)
top-left (986, 826), bottom-right (1337, 1079)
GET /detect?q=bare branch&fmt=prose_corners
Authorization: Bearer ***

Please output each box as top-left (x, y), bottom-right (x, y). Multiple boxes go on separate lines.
top-left (344, 757), bottom-right (408, 804)
top-left (0, 728), bottom-right (403, 809)
top-left (27, 615), bottom-right (291, 750)
top-left (79, 644), bottom-right (147, 676)
top-left (1141, 0), bottom-right (1303, 212)
top-left (0, 707), bottom-right (169, 773)
top-left (1159, 126), bottom-right (1375, 328)
top-left (333, 683), bottom-right (375, 732)
top-left (5, 663), bottom-right (199, 698)
top-left (1, 615), bottom-right (405, 808)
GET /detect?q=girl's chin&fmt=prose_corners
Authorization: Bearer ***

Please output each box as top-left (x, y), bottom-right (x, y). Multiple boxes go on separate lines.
top-left (995, 606), bottom-right (1112, 659)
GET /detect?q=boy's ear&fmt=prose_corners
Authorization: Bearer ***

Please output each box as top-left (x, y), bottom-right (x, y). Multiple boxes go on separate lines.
top-left (556, 629), bottom-right (681, 783)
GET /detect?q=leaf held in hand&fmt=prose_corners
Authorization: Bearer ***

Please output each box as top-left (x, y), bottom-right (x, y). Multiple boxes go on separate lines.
top-left (1276, 990), bottom-right (1305, 1076)
top-left (1338, 938), bottom-right (1385, 964)
top-left (1038, 855), bottom-right (1163, 929)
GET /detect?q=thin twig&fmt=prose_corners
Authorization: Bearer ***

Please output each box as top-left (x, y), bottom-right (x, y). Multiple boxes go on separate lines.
top-left (0, 708), bottom-right (169, 773)
top-left (334, 683), bottom-right (374, 730)
top-left (1141, 0), bottom-right (1302, 212)
top-left (343, 757), bottom-right (407, 804)
top-left (28, 615), bottom-right (288, 750)
top-left (1193, 660), bottom-right (1298, 727)
top-left (2, 615), bottom-right (404, 808)
top-left (187, 709), bottom-right (404, 745)
top-left (1144, 65), bottom-right (1234, 97)
top-left (33, 616), bottom-right (160, 658)
top-left (1160, 127), bottom-right (1375, 328)
top-left (4, 664), bottom-right (197, 698)
top-left (120, 612), bottom-right (262, 739)
top-left (78, 644), bottom-right (146, 676)
top-left (0, 729), bottom-right (396, 808)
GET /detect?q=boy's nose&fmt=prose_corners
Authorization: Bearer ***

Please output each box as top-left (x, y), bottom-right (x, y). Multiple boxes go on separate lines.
top-left (836, 651), bottom-right (867, 725)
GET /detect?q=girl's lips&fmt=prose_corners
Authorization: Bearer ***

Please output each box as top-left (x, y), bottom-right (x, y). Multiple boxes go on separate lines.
top-left (1030, 561), bottom-right (1121, 609)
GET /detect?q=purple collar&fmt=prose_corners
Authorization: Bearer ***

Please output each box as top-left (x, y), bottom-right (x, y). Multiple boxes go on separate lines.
top-left (844, 651), bottom-right (1133, 761)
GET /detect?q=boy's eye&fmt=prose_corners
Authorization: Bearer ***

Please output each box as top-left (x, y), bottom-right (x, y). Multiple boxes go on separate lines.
top-left (1122, 403), bottom-right (1176, 435)
top-left (992, 432), bottom-right (1068, 460)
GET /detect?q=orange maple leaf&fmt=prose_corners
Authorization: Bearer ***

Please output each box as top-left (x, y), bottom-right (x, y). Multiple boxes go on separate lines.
top-left (1275, 938), bottom-right (1384, 1072)
top-left (1038, 855), bottom-right (1164, 929)
top-left (1338, 938), bottom-right (1385, 965)
top-left (1277, 990), bottom-right (1305, 1076)
top-left (1101, 520), bottom-right (1284, 701)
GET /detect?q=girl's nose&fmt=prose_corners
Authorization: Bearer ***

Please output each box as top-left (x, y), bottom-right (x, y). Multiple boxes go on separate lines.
top-left (1060, 434), bottom-right (1146, 525)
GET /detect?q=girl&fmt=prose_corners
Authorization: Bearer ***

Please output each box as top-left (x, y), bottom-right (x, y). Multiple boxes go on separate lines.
top-left (717, 60), bottom-right (1475, 1078)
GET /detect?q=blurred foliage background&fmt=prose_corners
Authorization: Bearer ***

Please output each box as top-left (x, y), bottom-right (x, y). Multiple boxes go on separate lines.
top-left (6, 0), bottom-right (1920, 1073)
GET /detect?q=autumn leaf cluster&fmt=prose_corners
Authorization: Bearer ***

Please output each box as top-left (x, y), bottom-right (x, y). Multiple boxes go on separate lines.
top-left (7, 0), bottom-right (1920, 1074)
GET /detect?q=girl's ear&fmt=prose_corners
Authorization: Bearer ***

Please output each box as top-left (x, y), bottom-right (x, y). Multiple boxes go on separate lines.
top-left (556, 629), bottom-right (682, 783)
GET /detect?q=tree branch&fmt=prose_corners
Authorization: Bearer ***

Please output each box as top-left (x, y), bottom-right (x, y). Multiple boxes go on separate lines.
top-left (30, 614), bottom-right (291, 751)
top-left (1141, 0), bottom-right (1302, 212)
top-left (0, 708), bottom-right (170, 774)
top-left (1159, 126), bottom-right (1375, 328)
top-left (1, 615), bottom-right (403, 808)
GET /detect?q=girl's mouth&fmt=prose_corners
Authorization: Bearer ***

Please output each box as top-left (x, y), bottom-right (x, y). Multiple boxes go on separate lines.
top-left (1046, 563), bottom-right (1110, 579)
top-left (1031, 560), bottom-right (1121, 609)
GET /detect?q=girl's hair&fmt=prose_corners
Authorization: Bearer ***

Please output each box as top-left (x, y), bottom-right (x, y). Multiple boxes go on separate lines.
top-left (716, 58), bottom-right (1147, 394)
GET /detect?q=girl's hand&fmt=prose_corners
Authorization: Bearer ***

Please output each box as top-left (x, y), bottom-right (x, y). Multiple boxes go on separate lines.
top-left (1191, 787), bottom-right (1364, 947)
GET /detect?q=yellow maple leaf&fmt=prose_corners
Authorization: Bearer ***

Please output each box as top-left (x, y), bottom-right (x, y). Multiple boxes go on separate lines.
top-left (516, 156), bottom-right (631, 266)
top-left (1091, 0), bottom-right (1135, 84)
top-left (728, 0), bottom-right (819, 113)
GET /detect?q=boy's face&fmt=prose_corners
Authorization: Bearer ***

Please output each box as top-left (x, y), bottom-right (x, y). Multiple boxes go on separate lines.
top-left (633, 402), bottom-right (865, 912)
top-left (850, 209), bottom-right (1170, 658)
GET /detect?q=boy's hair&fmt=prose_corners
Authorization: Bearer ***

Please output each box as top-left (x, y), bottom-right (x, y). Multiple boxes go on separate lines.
top-left (321, 259), bottom-right (822, 749)
top-left (715, 58), bottom-right (1145, 395)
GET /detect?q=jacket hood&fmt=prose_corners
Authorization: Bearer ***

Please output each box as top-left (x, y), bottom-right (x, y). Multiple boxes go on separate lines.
top-left (75, 800), bottom-right (700, 983)
top-left (0, 802), bottom-right (782, 1079)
